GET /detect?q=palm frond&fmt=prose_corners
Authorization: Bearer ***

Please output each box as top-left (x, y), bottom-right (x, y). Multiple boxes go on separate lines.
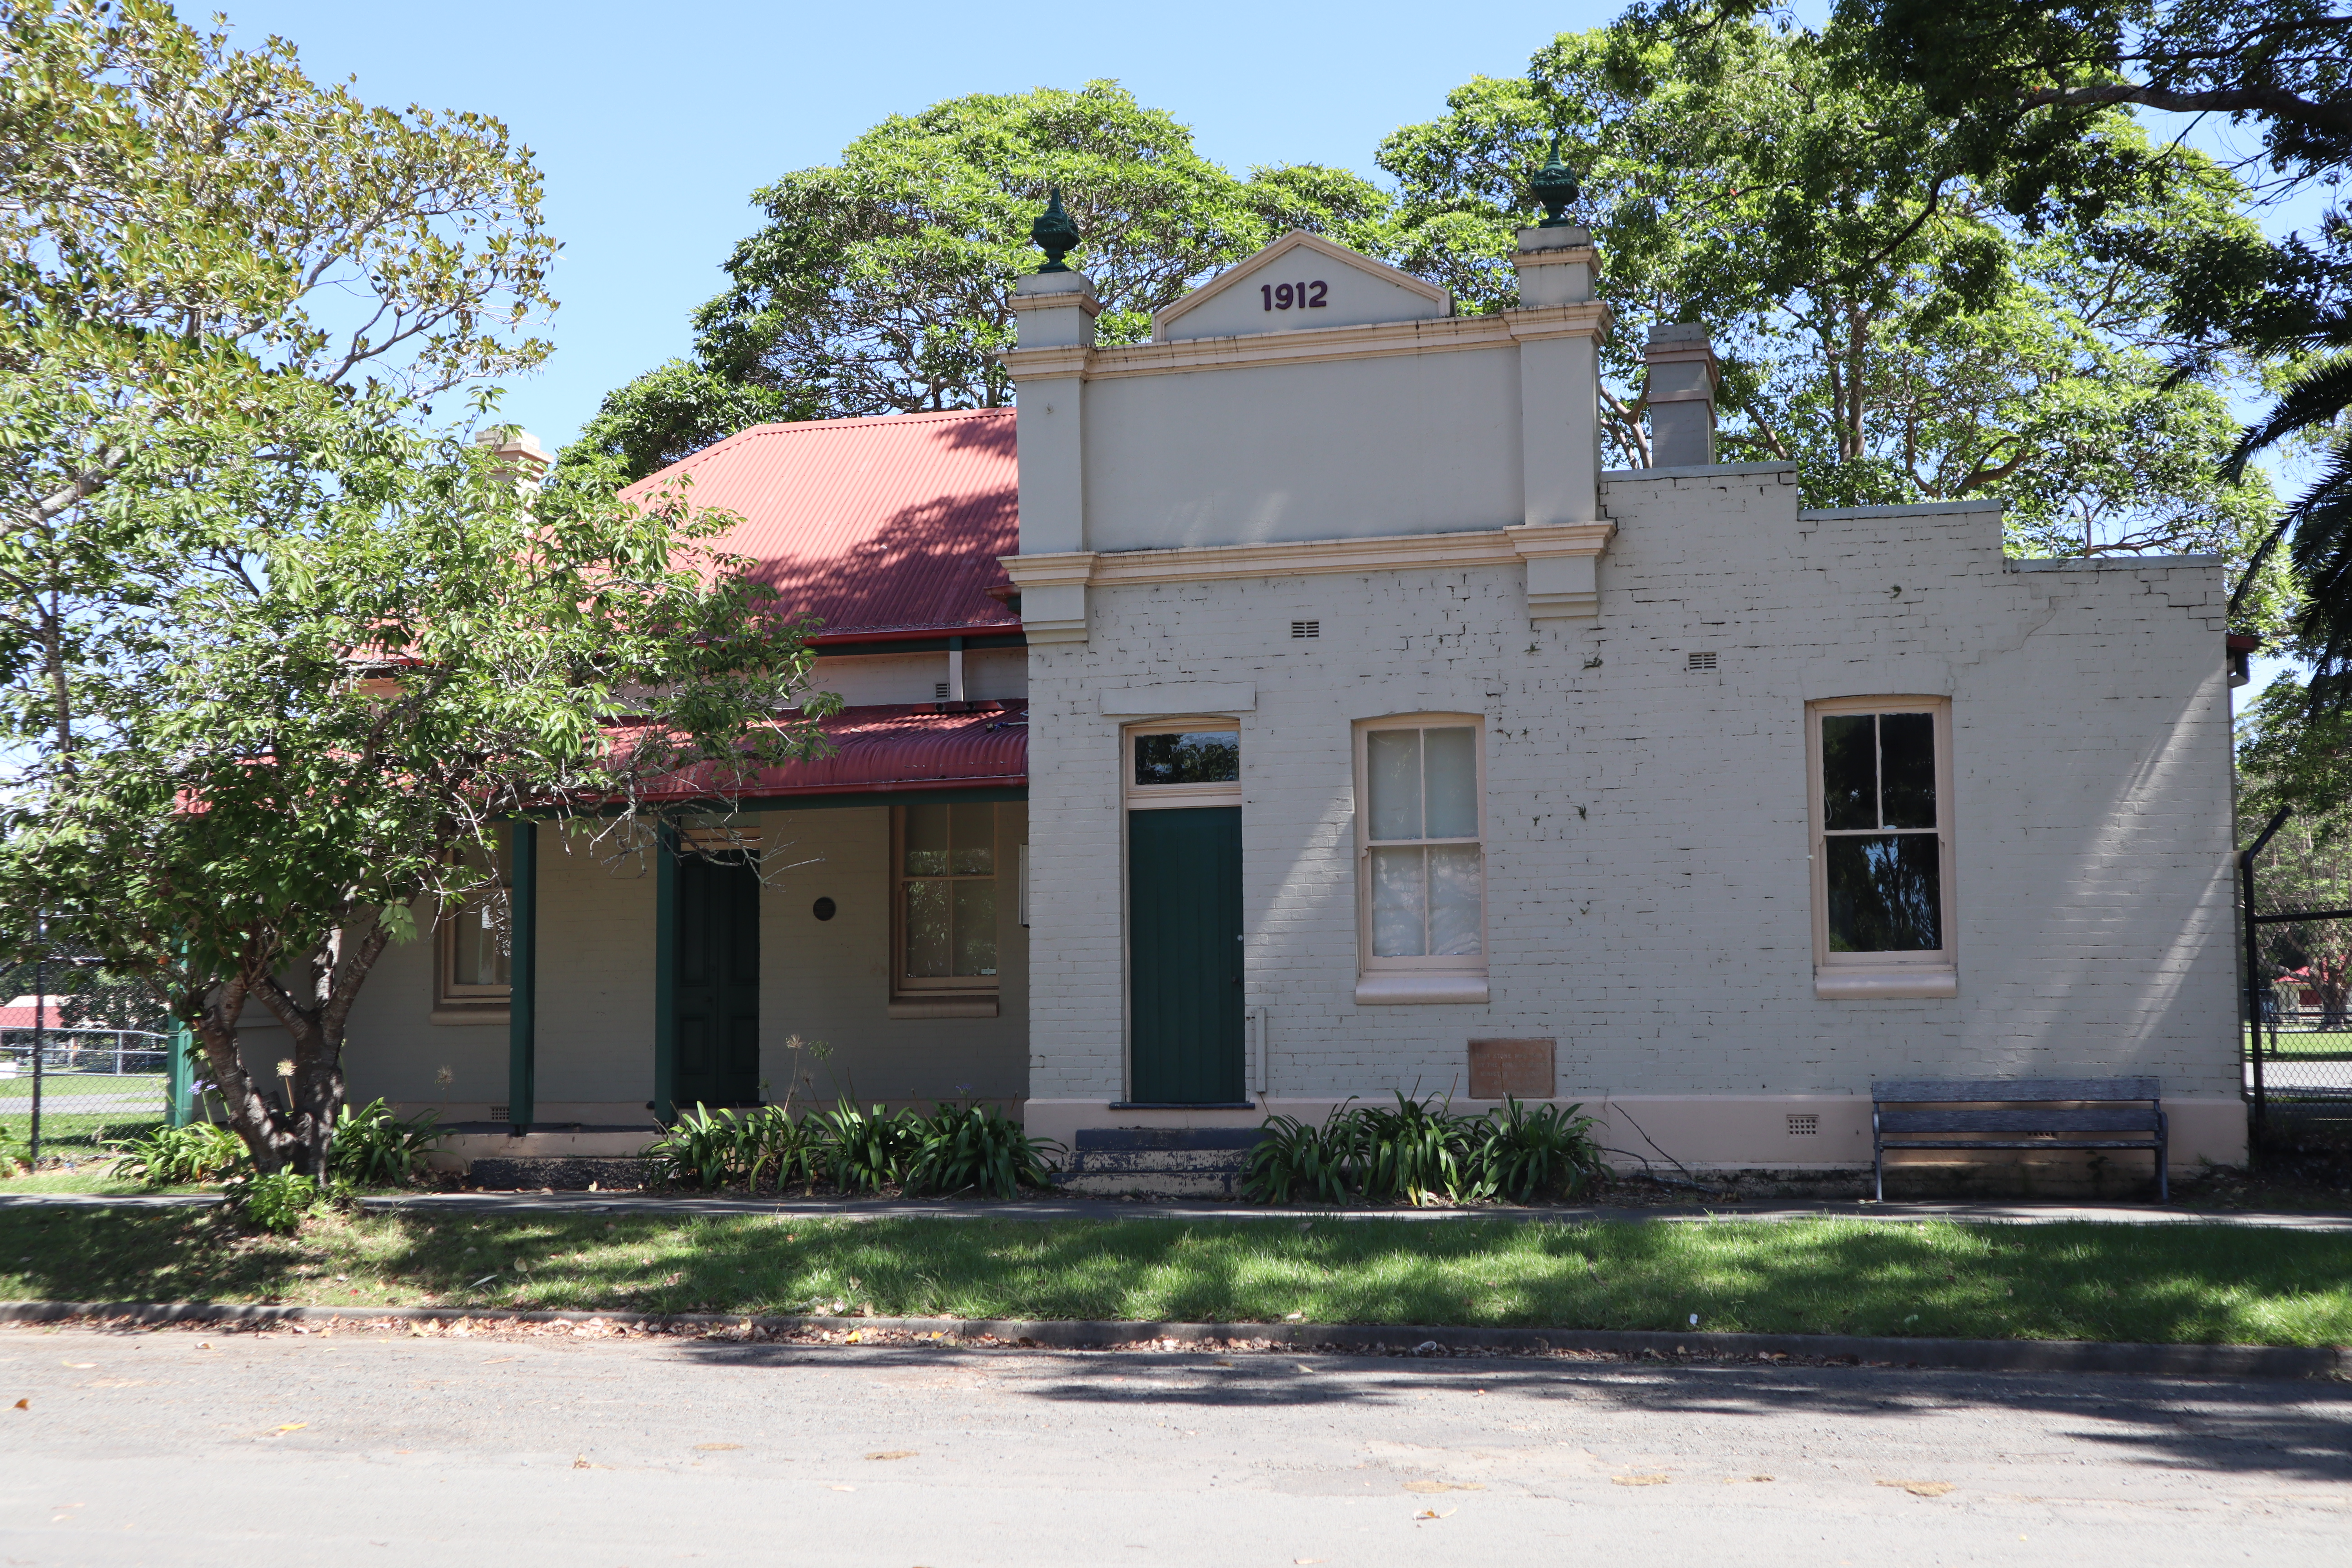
top-left (2225, 348), bottom-right (2352, 484)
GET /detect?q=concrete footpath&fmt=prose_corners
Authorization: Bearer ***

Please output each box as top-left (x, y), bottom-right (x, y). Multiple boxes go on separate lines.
top-left (4, 1188), bottom-right (2351, 1229)
top-left (2, 1320), bottom-right (2345, 1567)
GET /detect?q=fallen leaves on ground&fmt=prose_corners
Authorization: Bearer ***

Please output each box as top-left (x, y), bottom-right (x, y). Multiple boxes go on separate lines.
top-left (866, 1450), bottom-right (917, 1461)
top-left (1612, 1473), bottom-right (1671, 1486)
top-left (1878, 1479), bottom-right (1955, 1497)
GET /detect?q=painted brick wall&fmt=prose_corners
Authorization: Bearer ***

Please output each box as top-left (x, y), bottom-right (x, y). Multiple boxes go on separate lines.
top-left (1025, 463), bottom-right (2236, 1104)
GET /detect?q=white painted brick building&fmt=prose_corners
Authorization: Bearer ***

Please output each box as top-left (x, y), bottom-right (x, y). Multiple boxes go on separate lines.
top-left (312, 224), bottom-right (2242, 1180)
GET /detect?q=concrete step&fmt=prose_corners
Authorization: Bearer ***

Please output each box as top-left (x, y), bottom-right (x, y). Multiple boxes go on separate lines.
top-left (1056, 1127), bottom-right (1267, 1199)
top-left (466, 1155), bottom-right (651, 1191)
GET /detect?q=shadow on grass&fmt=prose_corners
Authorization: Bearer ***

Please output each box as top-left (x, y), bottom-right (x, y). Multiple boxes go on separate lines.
top-left (4, 1212), bottom-right (2350, 1350)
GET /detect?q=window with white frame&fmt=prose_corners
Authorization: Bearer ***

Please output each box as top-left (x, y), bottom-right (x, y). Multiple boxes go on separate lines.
top-left (1808, 697), bottom-right (1955, 991)
top-left (435, 837), bottom-right (510, 1010)
top-left (893, 802), bottom-right (998, 997)
top-left (1356, 719), bottom-right (1486, 994)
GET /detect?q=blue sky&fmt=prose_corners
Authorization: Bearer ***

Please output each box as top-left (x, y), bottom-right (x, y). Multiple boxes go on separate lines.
top-left (232, 0), bottom-right (2318, 701)
top-left (223, 0), bottom-right (1632, 449)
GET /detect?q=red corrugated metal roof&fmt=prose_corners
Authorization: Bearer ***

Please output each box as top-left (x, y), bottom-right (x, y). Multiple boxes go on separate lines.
top-left (633, 700), bottom-right (1026, 803)
top-left (624, 408), bottom-right (1019, 641)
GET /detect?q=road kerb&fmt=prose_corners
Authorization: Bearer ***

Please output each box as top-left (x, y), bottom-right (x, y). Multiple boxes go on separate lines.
top-left (0, 1298), bottom-right (2340, 1380)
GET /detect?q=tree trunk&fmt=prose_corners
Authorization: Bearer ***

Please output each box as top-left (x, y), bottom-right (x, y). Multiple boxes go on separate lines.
top-left (186, 978), bottom-right (298, 1175)
top-left (247, 907), bottom-right (396, 1182)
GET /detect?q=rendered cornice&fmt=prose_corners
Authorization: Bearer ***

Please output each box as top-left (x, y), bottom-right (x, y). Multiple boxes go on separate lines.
top-left (997, 344), bottom-right (1092, 379)
top-left (1000, 521), bottom-right (1615, 592)
top-left (999, 312), bottom-right (1533, 384)
top-left (1512, 244), bottom-right (1600, 271)
top-left (1091, 530), bottom-right (1521, 586)
top-left (1007, 285), bottom-right (1102, 318)
top-left (1503, 521), bottom-right (1616, 555)
top-left (999, 550), bottom-right (1096, 590)
top-left (1501, 300), bottom-right (1613, 342)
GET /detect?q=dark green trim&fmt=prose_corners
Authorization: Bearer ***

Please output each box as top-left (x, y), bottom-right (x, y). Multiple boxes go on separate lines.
top-left (506, 820), bottom-right (538, 1133)
top-left (166, 1018), bottom-right (193, 1129)
top-left (652, 823), bottom-right (679, 1124)
top-left (508, 786), bottom-right (1027, 824)
top-left (729, 785), bottom-right (1027, 813)
top-left (813, 632), bottom-right (1025, 657)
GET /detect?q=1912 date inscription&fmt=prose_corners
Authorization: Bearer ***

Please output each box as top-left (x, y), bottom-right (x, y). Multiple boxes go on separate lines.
top-left (1260, 280), bottom-right (1329, 312)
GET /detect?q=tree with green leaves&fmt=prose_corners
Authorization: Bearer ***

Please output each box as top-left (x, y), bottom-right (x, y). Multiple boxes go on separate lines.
top-left (0, 1), bottom-right (830, 1176)
top-left (4, 416), bottom-right (835, 1176)
top-left (1821, 0), bottom-right (2352, 701)
top-left (1377, 18), bottom-right (2281, 597)
top-left (572, 81), bottom-right (1396, 480)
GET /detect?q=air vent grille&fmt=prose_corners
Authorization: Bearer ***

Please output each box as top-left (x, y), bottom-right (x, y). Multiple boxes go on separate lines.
top-left (1786, 1112), bottom-right (1818, 1136)
top-left (490, 1104), bottom-right (509, 1123)
top-left (934, 681), bottom-right (950, 700)
top-left (1291, 620), bottom-right (1320, 639)
top-left (1687, 651), bottom-right (1718, 671)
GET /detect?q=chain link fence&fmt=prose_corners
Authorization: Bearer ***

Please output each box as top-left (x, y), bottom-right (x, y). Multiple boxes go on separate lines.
top-left (0, 955), bottom-right (180, 1163)
top-left (2241, 807), bottom-right (2352, 1133)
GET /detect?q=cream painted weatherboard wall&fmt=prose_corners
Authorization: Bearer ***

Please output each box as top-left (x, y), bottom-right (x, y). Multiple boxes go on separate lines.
top-left (1007, 226), bottom-right (2240, 1171)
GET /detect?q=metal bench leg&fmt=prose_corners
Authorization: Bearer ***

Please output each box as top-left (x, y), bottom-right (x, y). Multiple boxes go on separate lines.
top-left (2156, 1109), bottom-right (2169, 1205)
top-left (1872, 1111), bottom-right (1884, 1203)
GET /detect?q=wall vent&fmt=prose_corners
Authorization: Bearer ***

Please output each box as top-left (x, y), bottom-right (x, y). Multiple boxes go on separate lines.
top-left (934, 681), bottom-right (951, 700)
top-left (1786, 1112), bottom-right (1818, 1136)
top-left (1687, 651), bottom-right (1718, 671)
top-left (1291, 620), bottom-right (1320, 639)
top-left (490, 1104), bottom-right (510, 1123)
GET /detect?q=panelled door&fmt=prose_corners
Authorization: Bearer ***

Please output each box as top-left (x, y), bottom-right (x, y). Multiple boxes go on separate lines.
top-left (673, 853), bottom-right (761, 1108)
top-left (1125, 723), bottom-right (1246, 1105)
top-left (1128, 806), bottom-right (1244, 1103)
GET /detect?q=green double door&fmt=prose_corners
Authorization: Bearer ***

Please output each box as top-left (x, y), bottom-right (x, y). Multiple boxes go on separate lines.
top-left (673, 854), bottom-right (761, 1109)
top-left (1128, 807), bottom-right (1245, 1104)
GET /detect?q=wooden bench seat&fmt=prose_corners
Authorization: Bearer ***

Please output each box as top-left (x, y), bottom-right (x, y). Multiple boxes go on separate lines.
top-left (1871, 1078), bottom-right (2169, 1202)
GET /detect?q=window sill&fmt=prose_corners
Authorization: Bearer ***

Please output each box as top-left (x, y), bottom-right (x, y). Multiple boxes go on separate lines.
top-left (887, 998), bottom-right (1000, 1020)
top-left (1355, 973), bottom-right (1490, 1006)
top-left (430, 1007), bottom-right (510, 1027)
top-left (1814, 967), bottom-right (1956, 1000)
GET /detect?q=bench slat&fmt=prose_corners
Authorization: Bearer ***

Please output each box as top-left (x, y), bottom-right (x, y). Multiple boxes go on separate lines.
top-left (1880, 1138), bottom-right (2163, 1152)
top-left (1872, 1077), bottom-right (2160, 1103)
top-left (1878, 1109), bottom-right (2161, 1134)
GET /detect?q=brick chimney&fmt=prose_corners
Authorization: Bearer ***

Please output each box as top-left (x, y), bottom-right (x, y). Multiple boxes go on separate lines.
top-left (1643, 323), bottom-right (1719, 468)
top-left (474, 427), bottom-right (553, 492)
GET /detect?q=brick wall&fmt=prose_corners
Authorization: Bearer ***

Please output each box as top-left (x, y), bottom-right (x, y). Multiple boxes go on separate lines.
top-left (1025, 463), bottom-right (2237, 1107)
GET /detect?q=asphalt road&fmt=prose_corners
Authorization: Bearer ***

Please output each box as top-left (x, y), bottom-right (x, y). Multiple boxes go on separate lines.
top-left (1, 1325), bottom-right (2346, 1566)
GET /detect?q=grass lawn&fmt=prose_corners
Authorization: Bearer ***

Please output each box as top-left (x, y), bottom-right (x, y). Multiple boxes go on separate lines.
top-left (0, 1210), bottom-right (2346, 1347)
top-left (2244, 1026), bottom-right (2352, 1061)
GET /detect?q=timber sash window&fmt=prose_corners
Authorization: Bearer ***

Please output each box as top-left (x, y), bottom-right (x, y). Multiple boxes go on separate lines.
top-left (1808, 697), bottom-right (1957, 998)
top-left (1355, 717), bottom-right (1488, 1005)
top-left (434, 835), bottom-right (510, 1015)
top-left (893, 803), bottom-right (998, 1003)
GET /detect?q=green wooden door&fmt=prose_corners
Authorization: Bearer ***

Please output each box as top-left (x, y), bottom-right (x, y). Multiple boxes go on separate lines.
top-left (1128, 806), bottom-right (1245, 1103)
top-left (673, 855), bottom-right (761, 1109)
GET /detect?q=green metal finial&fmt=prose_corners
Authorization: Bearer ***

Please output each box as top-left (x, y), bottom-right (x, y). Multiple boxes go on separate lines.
top-left (1030, 186), bottom-right (1081, 273)
top-left (1530, 131), bottom-right (1580, 228)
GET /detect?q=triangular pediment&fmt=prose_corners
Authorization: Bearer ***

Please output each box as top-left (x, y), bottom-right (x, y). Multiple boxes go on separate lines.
top-left (1151, 232), bottom-right (1452, 342)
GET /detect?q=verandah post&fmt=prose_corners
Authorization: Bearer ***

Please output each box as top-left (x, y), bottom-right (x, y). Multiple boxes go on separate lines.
top-left (652, 821), bottom-right (677, 1125)
top-left (506, 819), bottom-right (538, 1134)
top-left (166, 1016), bottom-right (192, 1129)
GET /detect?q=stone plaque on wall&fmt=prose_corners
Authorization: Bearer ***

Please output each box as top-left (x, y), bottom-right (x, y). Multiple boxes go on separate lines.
top-left (1468, 1038), bottom-right (1555, 1100)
